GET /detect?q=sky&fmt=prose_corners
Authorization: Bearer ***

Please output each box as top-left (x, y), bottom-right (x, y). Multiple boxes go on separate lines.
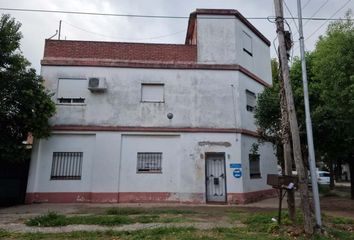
top-left (1, 0), bottom-right (353, 72)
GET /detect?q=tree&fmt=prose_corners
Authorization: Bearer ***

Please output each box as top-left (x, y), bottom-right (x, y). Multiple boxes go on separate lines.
top-left (0, 14), bottom-right (55, 161)
top-left (256, 11), bottom-right (354, 201)
top-left (311, 11), bottom-right (354, 198)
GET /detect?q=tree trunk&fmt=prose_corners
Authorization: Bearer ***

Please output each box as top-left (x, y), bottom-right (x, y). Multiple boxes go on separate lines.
top-left (336, 159), bottom-right (342, 182)
top-left (350, 159), bottom-right (354, 200)
top-left (274, 0), bottom-right (313, 234)
top-left (329, 159), bottom-right (335, 190)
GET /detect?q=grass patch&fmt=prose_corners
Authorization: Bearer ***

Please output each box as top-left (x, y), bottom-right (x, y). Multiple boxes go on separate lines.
top-left (105, 207), bottom-right (196, 215)
top-left (26, 211), bottom-right (188, 227)
top-left (10, 207), bottom-right (354, 239)
top-left (26, 212), bottom-right (68, 227)
top-left (0, 227), bottom-right (290, 240)
top-left (331, 216), bottom-right (354, 225)
top-left (326, 227), bottom-right (354, 240)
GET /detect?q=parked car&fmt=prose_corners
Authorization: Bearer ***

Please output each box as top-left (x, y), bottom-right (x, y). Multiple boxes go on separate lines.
top-left (316, 171), bottom-right (330, 185)
top-left (309, 171), bottom-right (330, 185)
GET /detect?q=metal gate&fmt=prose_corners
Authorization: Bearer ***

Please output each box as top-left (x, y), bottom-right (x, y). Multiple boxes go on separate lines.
top-left (205, 153), bottom-right (226, 203)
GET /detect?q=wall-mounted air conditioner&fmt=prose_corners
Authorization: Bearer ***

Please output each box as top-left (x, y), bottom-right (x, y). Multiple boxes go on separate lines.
top-left (88, 77), bottom-right (107, 92)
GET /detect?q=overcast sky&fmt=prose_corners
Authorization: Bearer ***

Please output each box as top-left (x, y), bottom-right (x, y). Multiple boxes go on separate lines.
top-left (1, 0), bottom-right (353, 72)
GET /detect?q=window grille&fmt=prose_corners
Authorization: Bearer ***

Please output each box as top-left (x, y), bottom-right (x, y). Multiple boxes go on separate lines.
top-left (58, 97), bottom-right (85, 104)
top-left (137, 152), bottom-right (162, 173)
top-left (50, 152), bottom-right (83, 180)
top-left (249, 154), bottom-right (261, 178)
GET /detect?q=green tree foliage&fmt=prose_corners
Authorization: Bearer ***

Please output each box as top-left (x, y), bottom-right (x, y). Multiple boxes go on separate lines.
top-left (0, 14), bottom-right (55, 161)
top-left (255, 11), bottom-right (354, 197)
top-left (311, 11), bottom-right (354, 163)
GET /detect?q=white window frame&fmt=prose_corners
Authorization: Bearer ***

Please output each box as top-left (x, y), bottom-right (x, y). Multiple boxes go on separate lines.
top-left (246, 89), bottom-right (256, 112)
top-left (57, 78), bottom-right (88, 105)
top-left (242, 31), bottom-right (253, 56)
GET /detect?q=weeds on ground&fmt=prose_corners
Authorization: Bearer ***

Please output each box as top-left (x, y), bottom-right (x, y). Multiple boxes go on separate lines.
top-left (25, 211), bottom-right (188, 227)
top-left (105, 207), bottom-right (196, 215)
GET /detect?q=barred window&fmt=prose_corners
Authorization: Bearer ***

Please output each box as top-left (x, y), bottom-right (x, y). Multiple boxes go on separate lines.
top-left (137, 152), bottom-right (162, 173)
top-left (249, 154), bottom-right (261, 179)
top-left (50, 152), bottom-right (83, 180)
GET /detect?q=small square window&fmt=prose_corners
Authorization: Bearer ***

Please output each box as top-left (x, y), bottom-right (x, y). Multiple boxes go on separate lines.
top-left (242, 31), bottom-right (253, 56)
top-left (141, 83), bottom-right (164, 102)
top-left (249, 154), bottom-right (261, 179)
top-left (50, 152), bottom-right (83, 180)
top-left (246, 90), bottom-right (256, 112)
top-left (137, 152), bottom-right (162, 173)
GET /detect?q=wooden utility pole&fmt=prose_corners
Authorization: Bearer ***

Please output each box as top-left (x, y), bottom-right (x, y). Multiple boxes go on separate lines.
top-left (273, 0), bottom-right (313, 234)
top-left (278, 60), bottom-right (296, 222)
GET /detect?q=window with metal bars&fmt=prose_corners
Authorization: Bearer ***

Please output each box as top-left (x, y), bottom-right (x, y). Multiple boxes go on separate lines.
top-left (249, 154), bottom-right (261, 179)
top-left (137, 152), bottom-right (162, 173)
top-left (50, 152), bottom-right (83, 180)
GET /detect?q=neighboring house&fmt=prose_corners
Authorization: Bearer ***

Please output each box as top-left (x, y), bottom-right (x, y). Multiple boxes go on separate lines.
top-left (26, 9), bottom-right (277, 204)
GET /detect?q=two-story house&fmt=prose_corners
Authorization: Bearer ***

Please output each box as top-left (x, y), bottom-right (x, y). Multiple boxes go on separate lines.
top-left (26, 9), bottom-right (277, 204)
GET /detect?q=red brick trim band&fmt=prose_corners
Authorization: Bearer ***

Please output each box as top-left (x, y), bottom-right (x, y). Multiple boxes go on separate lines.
top-left (41, 59), bottom-right (270, 87)
top-left (51, 125), bottom-right (259, 138)
top-left (227, 189), bottom-right (277, 204)
top-left (25, 190), bottom-right (275, 204)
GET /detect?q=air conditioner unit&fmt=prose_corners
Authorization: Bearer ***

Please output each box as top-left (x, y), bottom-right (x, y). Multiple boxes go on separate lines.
top-left (88, 77), bottom-right (107, 92)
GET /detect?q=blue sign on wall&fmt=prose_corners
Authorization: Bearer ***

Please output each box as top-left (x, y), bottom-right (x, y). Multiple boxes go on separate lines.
top-left (230, 163), bottom-right (242, 168)
top-left (233, 168), bottom-right (242, 178)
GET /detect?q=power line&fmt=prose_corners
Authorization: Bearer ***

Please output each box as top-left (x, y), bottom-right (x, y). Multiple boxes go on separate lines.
top-left (302, 0), bottom-right (312, 10)
top-left (305, 0), bottom-right (352, 41)
top-left (293, 0), bottom-right (352, 52)
top-left (303, 0), bottom-right (329, 26)
top-left (62, 20), bottom-right (185, 41)
top-left (0, 7), bottom-right (348, 21)
top-left (293, 0), bottom-right (329, 40)
top-left (284, 0), bottom-right (299, 32)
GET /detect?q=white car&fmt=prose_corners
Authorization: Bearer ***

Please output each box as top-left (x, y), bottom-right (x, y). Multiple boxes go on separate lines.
top-left (316, 171), bottom-right (330, 185)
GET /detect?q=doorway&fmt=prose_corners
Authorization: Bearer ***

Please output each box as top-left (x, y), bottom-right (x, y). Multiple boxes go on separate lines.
top-left (205, 153), bottom-right (226, 203)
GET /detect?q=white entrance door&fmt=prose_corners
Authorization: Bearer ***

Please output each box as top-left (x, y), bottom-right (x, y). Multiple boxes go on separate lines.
top-left (205, 153), bottom-right (226, 202)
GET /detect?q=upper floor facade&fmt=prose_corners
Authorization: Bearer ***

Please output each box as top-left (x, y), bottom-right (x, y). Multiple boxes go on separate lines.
top-left (41, 9), bottom-right (272, 132)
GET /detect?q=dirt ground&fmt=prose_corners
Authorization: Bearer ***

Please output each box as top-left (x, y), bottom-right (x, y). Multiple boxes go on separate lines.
top-left (0, 185), bottom-right (353, 233)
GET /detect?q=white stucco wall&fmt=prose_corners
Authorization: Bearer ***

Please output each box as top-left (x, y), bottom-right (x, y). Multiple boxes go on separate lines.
top-left (42, 66), bottom-right (259, 130)
top-left (27, 134), bottom-right (96, 193)
top-left (238, 73), bottom-right (266, 132)
top-left (197, 15), bottom-right (238, 64)
top-left (28, 132), bottom-right (251, 199)
top-left (240, 135), bottom-right (277, 192)
top-left (196, 15), bottom-right (272, 84)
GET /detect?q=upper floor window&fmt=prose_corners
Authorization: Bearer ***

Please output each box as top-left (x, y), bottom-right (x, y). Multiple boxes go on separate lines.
top-left (242, 31), bottom-right (253, 56)
top-left (141, 83), bottom-right (164, 103)
top-left (246, 90), bottom-right (256, 112)
top-left (57, 78), bottom-right (87, 104)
